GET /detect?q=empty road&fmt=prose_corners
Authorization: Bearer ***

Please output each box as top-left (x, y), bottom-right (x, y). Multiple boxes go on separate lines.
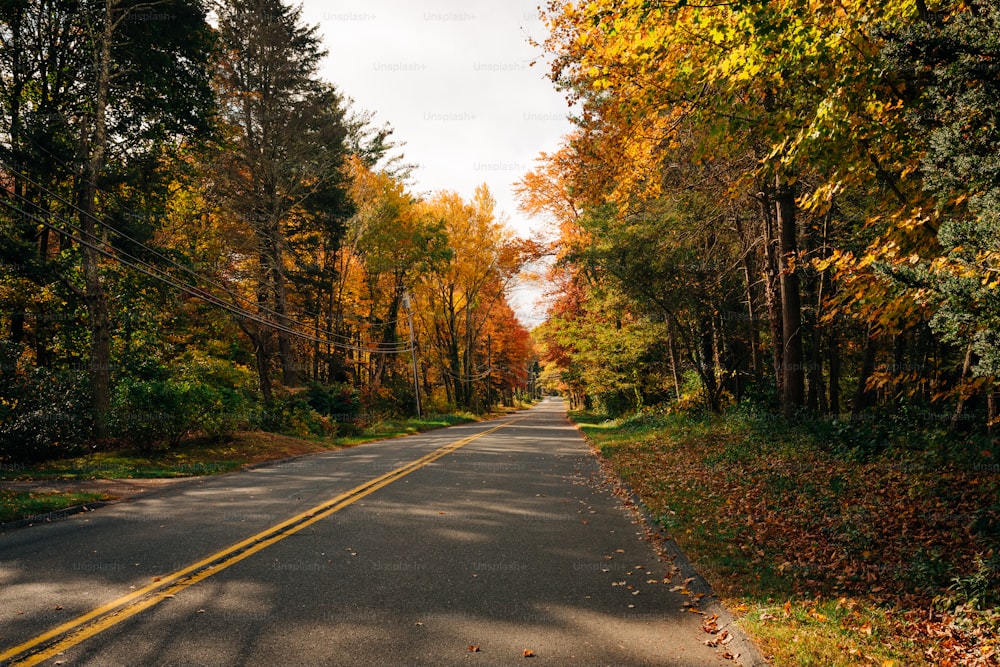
top-left (0, 398), bottom-right (731, 666)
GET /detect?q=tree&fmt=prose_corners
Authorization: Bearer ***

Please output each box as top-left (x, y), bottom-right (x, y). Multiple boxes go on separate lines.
top-left (529, 0), bottom-right (951, 419)
top-left (885, 0), bottom-right (1000, 426)
top-left (415, 186), bottom-right (534, 411)
top-left (0, 0), bottom-right (216, 434)
top-left (212, 0), bottom-right (351, 400)
top-left (339, 156), bottom-right (448, 395)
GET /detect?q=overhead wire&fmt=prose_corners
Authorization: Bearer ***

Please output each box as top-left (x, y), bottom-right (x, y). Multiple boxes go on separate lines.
top-left (0, 184), bottom-right (413, 354)
top-left (0, 149), bottom-right (411, 338)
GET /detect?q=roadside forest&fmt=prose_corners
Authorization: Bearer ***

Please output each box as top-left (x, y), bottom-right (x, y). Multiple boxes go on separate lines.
top-left (0, 0), bottom-right (538, 461)
top-left (520, 1), bottom-right (999, 664)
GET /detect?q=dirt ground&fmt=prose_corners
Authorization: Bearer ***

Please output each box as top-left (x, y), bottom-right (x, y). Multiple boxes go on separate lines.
top-left (2, 477), bottom-right (193, 501)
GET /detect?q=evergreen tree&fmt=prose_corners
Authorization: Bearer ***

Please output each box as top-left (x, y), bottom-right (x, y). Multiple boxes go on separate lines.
top-left (212, 0), bottom-right (352, 401)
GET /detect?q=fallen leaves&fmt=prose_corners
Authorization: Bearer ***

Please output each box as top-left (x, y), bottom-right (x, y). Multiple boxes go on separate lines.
top-left (807, 608), bottom-right (828, 623)
top-left (701, 613), bottom-right (719, 634)
top-left (705, 629), bottom-right (734, 648)
top-left (581, 412), bottom-right (1000, 665)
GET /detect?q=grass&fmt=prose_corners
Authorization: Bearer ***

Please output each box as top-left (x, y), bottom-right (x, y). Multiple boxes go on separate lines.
top-left (0, 431), bottom-right (337, 481)
top-left (0, 412), bottom-right (483, 482)
top-left (571, 407), bottom-right (1000, 666)
top-left (334, 412), bottom-right (479, 446)
top-left (0, 490), bottom-right (113, 523)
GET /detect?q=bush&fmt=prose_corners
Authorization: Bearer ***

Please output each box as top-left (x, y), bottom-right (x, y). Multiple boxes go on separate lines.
top-left (110, 353), bottom-right (256, 449)
top-left (110, 378), bottom-right (204, 448)
top-left (256, 391), bottom-right (335, 439)
top-left (0, 366), bottom-right (93, 461)
top-left (947, 553), bottom-right (1000, 611)
top-left (174, 352), bottom-right (256, 438)
top-left (362, 379), bottom-right (417, 419)
top-left (594, 389), bottom-right (636, 419)
top-left (305, 381), bottom-right (361, 422)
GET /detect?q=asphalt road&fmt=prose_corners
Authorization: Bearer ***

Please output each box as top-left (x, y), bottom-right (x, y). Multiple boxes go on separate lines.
top-left (0, 397), bottom-right (733, 666)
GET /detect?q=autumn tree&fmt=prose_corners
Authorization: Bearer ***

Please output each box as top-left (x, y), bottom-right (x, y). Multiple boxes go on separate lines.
top-left (0, 0), bottom-right (216, 435)
top-left (415, 186), bottom-right (534, 411)
top-left (527, 0), bottom-right (974, 422)
top-left (212, 0), bottom-right (351, 401)
top-left (333, 156), bottom-right (448, 401)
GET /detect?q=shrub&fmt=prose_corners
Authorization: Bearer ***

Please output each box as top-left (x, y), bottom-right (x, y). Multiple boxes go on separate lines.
top-left (256, 391), bottom-right (335, 439)
top-left (0, 366), bottom-right (93, 461)
top-left (946, 553), bottom-right (1000, 611)
top-left (362, 380), bottom-right (417, 419)
top-left (110, 377), bottom-right (201, 449)
top-left (174, 351), bottom-right (256, 438)
top-left (305, 381), bottom-right (361, 422)
top-left (110, 353), bottom-right (256, 449)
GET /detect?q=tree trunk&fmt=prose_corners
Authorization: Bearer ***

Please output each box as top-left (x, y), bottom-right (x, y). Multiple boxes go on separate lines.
top-left (253, 329), bottom-right (274, 406)
top-left (699, 314), bottom-right (720, 412)
top-left (988, 391), bottom-right (998, 437)
top-left (265, 227), bottom-right (297, 387)
top-left (807, 326), bottom-right (824, 412)
top-left (759, 190), bottom-right (784, 402)
top-left (852, 324), bottom-right (878, 417)
top-left (776, 174), bottom-right (804, 417)
top-left (733, 216), bottom-right (762, 376)
top-left (951, 343), bottom-right (974, 433)
top-left (802, 213), bottom-right (824, 413)
top-left (373, 286), bottom-right (403, 389)
top-left (78, 0), bottom-right (116, 437)
top-left (463, 300), bottom-right (476, 409)
top-left (667, 323), bottom-right (682, 400)
top-left (828, 329), bottom-right (841, 415)
top-left (744, 256), bottom-right (763, 377)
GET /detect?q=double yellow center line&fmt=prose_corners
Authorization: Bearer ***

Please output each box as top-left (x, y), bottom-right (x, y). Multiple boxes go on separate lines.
top-left (1, 417), bottom-right (521, 666)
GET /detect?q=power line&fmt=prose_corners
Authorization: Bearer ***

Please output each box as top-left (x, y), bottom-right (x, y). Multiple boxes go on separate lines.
top-left (0, 154), bottom-right (411, 342)
top-left (0, 193), bottom-right (413, 354)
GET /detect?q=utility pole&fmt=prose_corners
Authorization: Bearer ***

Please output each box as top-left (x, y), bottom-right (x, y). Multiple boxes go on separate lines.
top-left (403, 291), bottom-right (421, 418)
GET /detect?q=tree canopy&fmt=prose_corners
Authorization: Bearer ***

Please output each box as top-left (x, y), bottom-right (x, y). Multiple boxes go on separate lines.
top-left (522, 0), bottom-right (1000, 440)
top-left (0, 0), bottom-right (538, 457)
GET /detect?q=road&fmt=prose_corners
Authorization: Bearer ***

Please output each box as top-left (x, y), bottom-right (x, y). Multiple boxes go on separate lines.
top-left (0, 398), bottom-right (734, 666)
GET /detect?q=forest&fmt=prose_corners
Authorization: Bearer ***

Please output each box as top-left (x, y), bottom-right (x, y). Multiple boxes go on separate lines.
top-left (0, 0), bottom-right (537, 461)
top-left (524, 0), bottom-right (1000, 445)
top-left (519, 1), bottom-right (999, 663)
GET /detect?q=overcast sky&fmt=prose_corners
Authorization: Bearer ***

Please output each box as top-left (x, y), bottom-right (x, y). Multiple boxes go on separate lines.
top-left (297, 0), bottom-right (572, 327)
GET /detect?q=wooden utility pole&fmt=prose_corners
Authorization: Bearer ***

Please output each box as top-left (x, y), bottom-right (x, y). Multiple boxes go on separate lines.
top-left (403, 292), bottom-right (421, 418)
top-left (486, 334), bottom-right (493, 409)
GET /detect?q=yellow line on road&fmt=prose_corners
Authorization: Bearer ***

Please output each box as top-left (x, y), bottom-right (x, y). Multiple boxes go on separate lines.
top-left (0, 417), bottom-right (522, 666)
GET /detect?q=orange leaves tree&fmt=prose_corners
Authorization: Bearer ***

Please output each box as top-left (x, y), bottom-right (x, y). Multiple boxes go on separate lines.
top-left (527, 0), bottom-right (997, 431)
top-left (326, 156), bottom-right (449, 410)
top-left (212, 0), bottom-right (352, 402)
top-left (413, 186), bottom-right (537, 412)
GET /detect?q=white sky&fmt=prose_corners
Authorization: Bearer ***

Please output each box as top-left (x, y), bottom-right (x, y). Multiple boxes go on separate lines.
top-left (298, 0), bottom-right (572, 327)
